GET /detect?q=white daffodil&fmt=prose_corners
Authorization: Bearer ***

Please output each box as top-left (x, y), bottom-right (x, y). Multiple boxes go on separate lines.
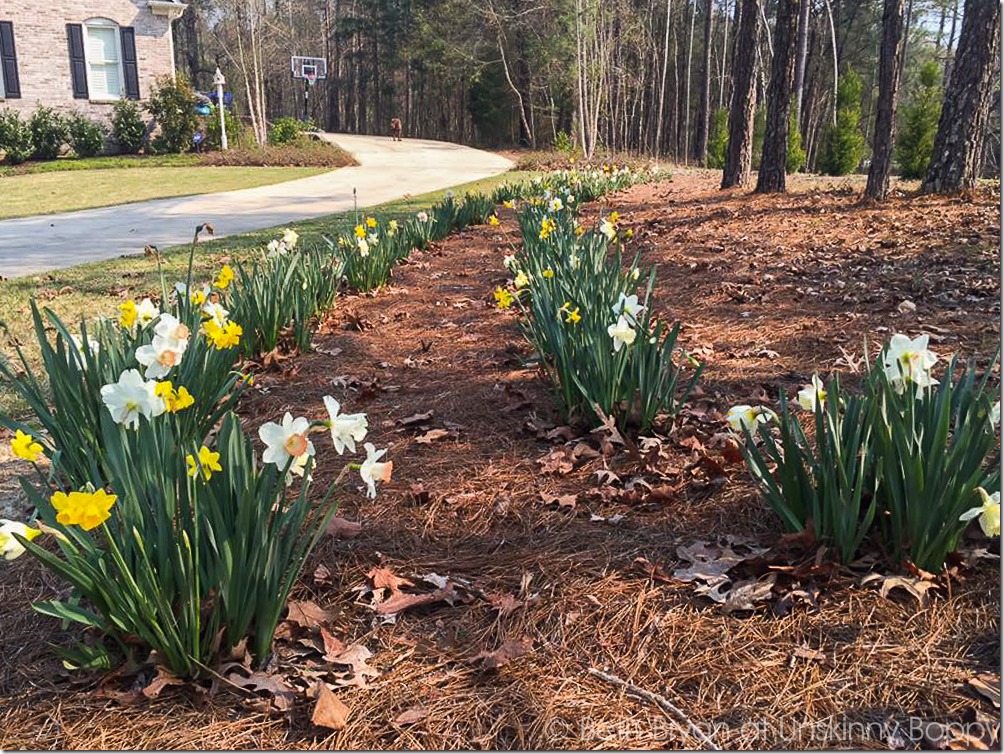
top-left (416, 211), bottom-right (429, 223)
top-left (135, 335), bottom-right (186, 379)
top-left (990, 400), bottom-right (1000, 430)
top-left (69, 334), bottom-right (100, 369)
top-left (359, 442), bottom-right (392, 499)
top-left (599, 219), bottom-right (616, 240)
top-left (612, 293), bottom-right (644, 324)
top-left (202, 300), bottom-right (229, 326)
top-left (608, 315), bottom-right (637, 352)
top-left (388, 219), bottom-right (399, 234)
top-left (367, 233), bottom-right (380, 246)
top-left (357, 238), bottom-right (370, 257)
top-left (153, 313), bottom-right (191, 344)
top-left (567, 194), bottom-right (576, 204)
top-left (258, 412), bottom-right (315, 477)
top-left (960, 488), bottom-right (1001, 537)
top-left (136, 298), bottom-right (159, 328)
top-left (514, 271), bottom-right (530, 289)
top-left (282, 228), bottom-right (299, 249)
top-left (100, 368), bottom-right (167, 429)
top-left (726, 405), bottom-right (778, 434)
top-left (797, 375), bottom-right (827, 412)
top-left (0, 519), bottom-right (41, 560)
top-left (883, 333), bottom-right (939, 394)
top-left (323, 396), bottom-right (368, 454)
top-left (503, 254), bottom-right (517, 271)
top-left (549, 197), bottom-right (564, 212)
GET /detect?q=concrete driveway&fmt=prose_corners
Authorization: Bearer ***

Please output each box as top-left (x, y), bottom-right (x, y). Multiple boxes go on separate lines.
top-left (0, 134), bottom-right (514, 278)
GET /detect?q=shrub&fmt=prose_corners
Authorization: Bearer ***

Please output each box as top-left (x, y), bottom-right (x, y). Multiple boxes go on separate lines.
top-left (752, 107), bottom-right (766, 168)
top-left (0, 108), bottom-right (33, 164)
top-left (111, 99), bottom-right (147, 154)
top-left (147, 75), bottom-right (198, 154)
top-left (554, 129), bottom-right (574, 154)
top-left (787, 107), bottom-right (807, 173)
top-left (736, 338), bottom-right (1000, 571)
top-left (204, 105), bottom-right (240, 151)
top-left (896, 61), bottom-right (942, 180)
top-left (67, 112), bottom-right (106, 158)
top-left (28, 106), bottom-right (69, 161)
top-left (706, 108), bottom-right (729, 169)
top-left (269, 116), bottom-right (306, 145)
top-left (819, 69), bottom-right (866, 176)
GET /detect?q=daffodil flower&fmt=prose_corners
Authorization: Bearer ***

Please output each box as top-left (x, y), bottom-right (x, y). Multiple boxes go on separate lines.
top-left (323, 396), bottom-right (368, 454)
top-left (514, 271), bottom-right (530, 289)
top-left (11, 429), bottom-right (43, 463)
top-left (542, 269), bottom-right (554, 279)
top-left (548, 197), bottom-right (563, 212)
top-left (726, 405), bottom-right (778, 434)
top-left (608, 315), bottom-right (636, 352)
top-left (365, 217), bottom-right (377, 229)
top-left (202, 300), bottom-right (229, 326)
top-left (259, 413), bottom-right (315, 484)
top-left (960, 488), bottom-right (1001, 537)
top-left (282, 228), bottom-right (299, 249)
top-left (882, 333), bottom-right (939, 395)
top-left (494, 287), bottom-right (515, 309)
top-left (69, 334), bottom-right (100, 370)
top-left (186, 445), bottom-right (222, 481)
top-left (354, 224), bottom-right (367, 238)
top-left (612, 293), bottom-right (644, 324)
top-left (416, 211), bottom-right (429, 223)
top-left (990, 401), bottom-right (1000, 430)
top-left (136, 298), bottom-right (159, 328)
top-left (599, 219), bottom-right (616, 240)
top-left (489, 215), bottom-right (500, 226)
top-left (135, 335), bottom-right (186, 380)
top-left (359, 442), bottom-right (392, 498)
top-left (214, 264), bottom-right (235, 290)
top-left (100, 369), bottom-right (167, 429)
top-left (51, 488), bottom-right (117, 531)
top-left (119, 300), bottom-right (138, 330)
top-left (0, 519), bottom-right (41, 560)
top-left (357, 238), bottom-right (370, 257)
top-left (796, 375), bottom-right (827, 412)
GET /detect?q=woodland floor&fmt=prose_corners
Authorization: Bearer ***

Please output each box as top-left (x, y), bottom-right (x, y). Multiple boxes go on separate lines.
top-left (0, 169), bottom-right (1000, 750)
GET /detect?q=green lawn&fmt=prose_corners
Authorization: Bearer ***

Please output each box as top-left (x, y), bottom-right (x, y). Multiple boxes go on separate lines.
top-left (0, 170), bottom-right (530, 416)
top-left (0, 165), bottom-right (331, 219)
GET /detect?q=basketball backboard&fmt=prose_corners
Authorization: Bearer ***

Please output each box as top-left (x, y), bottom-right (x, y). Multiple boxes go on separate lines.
top-left (291, 56), bottom-right (327, 84)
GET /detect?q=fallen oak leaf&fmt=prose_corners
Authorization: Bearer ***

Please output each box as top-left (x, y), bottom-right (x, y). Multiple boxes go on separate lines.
top-left (367, 566), bottom-right (414, 594)
top-left (473, 637), bottom-right (533, 669)
top-left (415, 428), bottom-right (452, 444)
top-left (327, 517), bottom-right (362, 539)
top-left (861, 573), bottom-right (938, 607)
top-left (328, 644), bottom-right (380, 683)
top-left (285, 600), bottom-right (337, 629)
top-left (373, 583), bottom-right (462, 616)
top-left (312, 682), bottom-right (350, 731)
top-left (397, 410), bottom-right (434, 426)
top-left (539, 491), bottom-right (577, 511)
top-left (319, 627), bottom-right (346, 662)
top-left (141, 666), bottom-right (185, 699)
top-left (394, 707), bottom-right (428, 726)
top-left (967, 674), bottom-right (1001, 708)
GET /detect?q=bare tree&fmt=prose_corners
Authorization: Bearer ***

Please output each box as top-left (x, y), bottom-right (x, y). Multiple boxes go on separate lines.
top-left (864, 0), bottom-right (907, 200)
top-left (755, 0), bottom-right (800, 193)
top-left (695, 0), bottom-right (714, 163)
top-left (922, 0), bottom-right (1001, 194)
top-left (721, 0), bottom-right (760, 188)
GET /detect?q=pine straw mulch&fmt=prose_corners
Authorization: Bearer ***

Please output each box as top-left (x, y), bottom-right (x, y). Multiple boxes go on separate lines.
top-left (0, 169), bottom-right (1000, 750)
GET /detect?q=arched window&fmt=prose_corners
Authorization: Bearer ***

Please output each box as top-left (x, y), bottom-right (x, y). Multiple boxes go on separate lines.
top-left (82, 18), bottom-right (123, 100)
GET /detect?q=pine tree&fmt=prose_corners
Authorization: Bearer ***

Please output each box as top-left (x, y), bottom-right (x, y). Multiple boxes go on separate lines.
top-left (896, 62), bottom-right (943, 179)
top-left (819, 69), bottom-right (866, 176)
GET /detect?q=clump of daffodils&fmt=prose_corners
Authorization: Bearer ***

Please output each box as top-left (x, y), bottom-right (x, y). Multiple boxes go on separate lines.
top-left (726, 405), bottom-right (778, 434)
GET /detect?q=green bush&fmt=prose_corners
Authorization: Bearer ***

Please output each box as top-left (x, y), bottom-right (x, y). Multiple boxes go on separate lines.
top-left (896, 61), bottom-right (942, 180)
top-left (819, 69), bottom-right (866, 176)
top-left (752, 108), bottom-right (766, 168)
top-left (737, 338), bottom-right (1000, 572)
top-left (111, 99), bottom-right (147, 154)
top-left (67, 112), bottom-right (106, 158)
top-left (706, 108), bottom-right (728, 169)
top-left (28, 106), bottom-right (69, 161)
top-left (554, 130), bottom-right (574, 154)
top-left (0, 108), bottom-right (33, 164)
top-left (787, 107), bottom-right (807, 173)
top-left (268, 116), bottom-right (306, 145)
top-left (205, 105), bottom-right (240, 151)
top-left (147, 75), bottom-right (198, 154)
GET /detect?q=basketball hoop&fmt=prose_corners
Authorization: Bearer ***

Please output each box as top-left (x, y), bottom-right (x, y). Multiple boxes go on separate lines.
top-left (305, 72), bottom-right (317, 87)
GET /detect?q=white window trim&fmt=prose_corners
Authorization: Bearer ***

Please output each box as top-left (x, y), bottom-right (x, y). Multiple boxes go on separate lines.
top-left (82, 18), bottom-right (125, 102)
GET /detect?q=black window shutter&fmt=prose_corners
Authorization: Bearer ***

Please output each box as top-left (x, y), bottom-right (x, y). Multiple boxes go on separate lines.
top-left (120, 26), bottom-right (139, 99)
top-left (66, 23), bottom-right (88, 99)
top-left (0, 21), bottom-right (20, 98)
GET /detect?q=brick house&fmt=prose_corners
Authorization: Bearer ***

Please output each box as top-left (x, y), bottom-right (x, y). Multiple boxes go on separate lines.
top-left (0, 0), bottom-right (187, 122)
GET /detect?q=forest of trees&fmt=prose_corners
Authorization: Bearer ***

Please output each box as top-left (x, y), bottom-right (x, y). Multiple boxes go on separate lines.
top-left (173, 0), bottom-right (1000, 187)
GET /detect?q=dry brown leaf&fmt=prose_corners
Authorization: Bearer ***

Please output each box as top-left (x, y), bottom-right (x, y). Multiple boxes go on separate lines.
top-left (367, 566), bottom-right (414, 594)
top-left (320, 627), bottom-right (346, 662)
top-left (329, 644), bottom-right (379, 681)
top-left (286, 600), bottom-right (336, 628)
top-left (141, 666), bottom-right (185, 699)
top-left (312, 682), bottom-right (350, 731)
top-left (415, 428), bottom-right (451, 444)
top-left (967, 674), bottom-right (1001, 708)
top-left (861, 573), bottom-right (937, 607)
top-left (314, 564), bottom-right (333, 586)
top-left (490, 593), bottom-right (525, 617)
top-left (539, 491), bottom-right (577, 511)
top-left (474, 637), bottom-right (533, 669)
top-left (398, 410), bottom-right (434, 426)
top-left (721, 574), bottom-right (778, 614)
top-left (394, 707), bottom-right (429, 726)
top-left (373, 583), bottom-right (460, 616)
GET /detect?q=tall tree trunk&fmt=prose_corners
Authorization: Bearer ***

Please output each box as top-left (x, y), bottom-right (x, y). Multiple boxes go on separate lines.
top-left (864, 0), bottom-right (907, 200)
top-left (655, 0), bottom-right (673, 155)
top-left (944, 0), bottom-right (960, 82)
top-left (684, 0), bottom-right (697, 162)
top-left (696, 0), bottom-right (714, 163)
top-left (755, 0), bottom-right (800, 193)
top-left (922, 0), bottom-right (1001, 194)
top-left (721, 0), bottom-right (761, 188)
top-left (793, 0), bottom-right (811, 128)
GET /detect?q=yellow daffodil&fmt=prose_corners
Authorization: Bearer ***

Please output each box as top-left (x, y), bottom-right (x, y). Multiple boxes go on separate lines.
top-left (118, 300), bottom-right (138, 330)
top-left (542, 268), bottom-right (554, 279)
top-left (514, 271), bottom-right (530, 289)
top-left (503, 200), bottom-right (514, 209)
top-left (214, 264), bottom-right (235, 290)
top-left (51, 489), bottom-right (117, 531)
top-left (539, 217), bottom-right (557, 240)
top-left (155, 381), bottom-right (195, 413)
top-left (354, 224), bottom-right (366, 238)
top-left (11, 429), bottom-right (43, 462)
top-left (489, 215), bottom-right (500, 226)
top-left (609, 211), bottom-right (620, 224)
top-left (566, 307), bottom-right (581, 324)
top-left (186, 445), bottom-right (222, 481)
top-left (203, 319), bottom-right (243, 350)
top-left (624, 229), bottom-right (634, 240)
top-left (494, 287), bottom-right (515, 309)
top-left (191, 289), bottom-right (207, 306)
top-left (366, 217), bottom-right (378, 228)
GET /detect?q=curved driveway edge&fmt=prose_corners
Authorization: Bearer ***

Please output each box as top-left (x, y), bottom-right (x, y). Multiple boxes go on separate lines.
top-left (0, 134), bottom-right (514, 278)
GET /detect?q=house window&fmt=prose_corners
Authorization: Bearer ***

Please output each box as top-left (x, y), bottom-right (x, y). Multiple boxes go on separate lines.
top-left (83, 19), bottom-right (124, 100)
